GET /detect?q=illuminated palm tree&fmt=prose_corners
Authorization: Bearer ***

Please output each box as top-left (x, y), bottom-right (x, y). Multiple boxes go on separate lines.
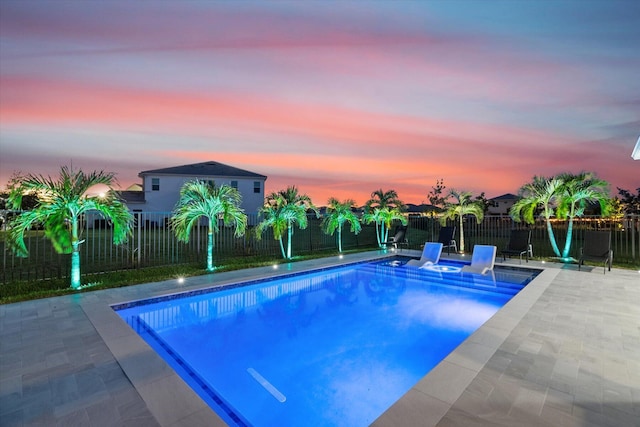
top-left (170, 180), bottom-right (247, 272)
top-left (440, 189), bottom-right (484, 253)
top-left (510, 176), bottom-right (564, 257)
top-left (7, 166), bottom-right (133, 289)
top-left (322, 198), bottom-right (362, 253)
top-left (378, 207), bottom-right (407, 247)
top-left (256, 186), bottom-right (318, 259)
top-left (363, 189), bottom-right (404, 247)
top-left (256, 191), bottom-right (289, 259)
top-left (511, 173), bottom-right (611, 260)
top-left (556, 172), bottom-right (610, 259)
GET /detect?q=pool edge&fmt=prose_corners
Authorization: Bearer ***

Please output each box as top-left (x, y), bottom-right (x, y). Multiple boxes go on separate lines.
top-left (370, 266), bottom-right (559, 427)
top-left (83, 250), bottom-right (552, 427)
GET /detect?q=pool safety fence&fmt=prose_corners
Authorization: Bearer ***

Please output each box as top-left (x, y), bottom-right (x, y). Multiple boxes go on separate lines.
top-left (1, 211), bottom-right (638, 284)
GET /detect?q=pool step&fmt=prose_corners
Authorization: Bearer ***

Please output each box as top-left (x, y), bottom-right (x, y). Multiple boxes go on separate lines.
top-left (356, 263), bottom-right (527, 296)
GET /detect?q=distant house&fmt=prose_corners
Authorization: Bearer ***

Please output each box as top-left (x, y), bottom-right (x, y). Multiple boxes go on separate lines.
top-left (488, 193), bottom-right (519, 215)
top-left (119, 161), bottom-right (267, 214)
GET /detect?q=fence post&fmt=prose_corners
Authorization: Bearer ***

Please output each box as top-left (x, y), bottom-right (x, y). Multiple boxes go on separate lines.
top-left (137, 212), bottom-right (141, 267)
top-left (633, 214), bottom-right (637, 260)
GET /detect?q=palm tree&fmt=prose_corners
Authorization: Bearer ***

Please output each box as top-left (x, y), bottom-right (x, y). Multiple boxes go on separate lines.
top-left (363, 189), bottom-right (404, 247)
top-left (7, 166), bottom-right (133, 289)
top-left (556, 172), bottom-right (610, 259)
top-left (440, 189), bottom-right (484, 253)
top-left (170, 180), bottom-right (247, 272)
top-left (510, 176), bottom-right (565, 258)
top-left (256, 190), bottom-right (289, 259)
top-left (377, 207), bottom-right (408, 247)
top-left (322, 198), bottom-right (362, 253)
top-left (256, 186), bottom-right (318, 259)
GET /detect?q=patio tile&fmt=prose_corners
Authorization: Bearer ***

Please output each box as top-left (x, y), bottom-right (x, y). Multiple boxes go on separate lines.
top-left (3, 253), bottom-right (640, 426)
top-left (371, 389), bottom-right (451, 427)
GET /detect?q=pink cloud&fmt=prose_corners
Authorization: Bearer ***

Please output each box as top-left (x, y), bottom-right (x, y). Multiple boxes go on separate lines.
top-left (2, 75), bottom-right (636, 205)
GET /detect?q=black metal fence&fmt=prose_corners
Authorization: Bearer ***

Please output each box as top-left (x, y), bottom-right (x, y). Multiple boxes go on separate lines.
top-left (1, 211), bottom-right (638, 284)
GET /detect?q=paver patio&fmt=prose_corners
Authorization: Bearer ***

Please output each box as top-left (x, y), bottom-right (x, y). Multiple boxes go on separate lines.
top-left (1, 250), bottom-right (638, 426)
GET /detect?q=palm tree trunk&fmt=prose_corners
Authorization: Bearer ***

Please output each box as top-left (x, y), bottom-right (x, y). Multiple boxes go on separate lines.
top-left (278, 237), bottom-right (286, 259)
top-left (545, 219), bottom-right (562, 257)
top-left (562, 215), bottom-right (575, 260)
top-left (375, 221), bottom-right (382, 248)
top-left (458, 215), bottom-right (465, 253)
top-left (70, 217), bottom-right (81, 289)
top-left (338, 226), bottom-right (343, 253)
top-left (206, 223), bottom-right (214, 271)
top-left (287, 222), bottom-right (293, 259)
top-left (382, 223), bottom-right (389, 248)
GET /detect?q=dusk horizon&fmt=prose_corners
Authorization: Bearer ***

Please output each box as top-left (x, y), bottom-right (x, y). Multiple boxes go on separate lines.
top-left (1, 1), bottom-right (638, 207)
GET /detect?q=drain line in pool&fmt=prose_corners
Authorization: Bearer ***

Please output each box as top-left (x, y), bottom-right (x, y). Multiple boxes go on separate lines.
top-left (247, 368), bottom-right (287, 403)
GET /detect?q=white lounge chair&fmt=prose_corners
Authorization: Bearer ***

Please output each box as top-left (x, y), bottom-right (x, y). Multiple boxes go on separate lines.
top-left (405, 242), bottom-right (443, 268)
top-left (461, 245), bottom-right (497, 275)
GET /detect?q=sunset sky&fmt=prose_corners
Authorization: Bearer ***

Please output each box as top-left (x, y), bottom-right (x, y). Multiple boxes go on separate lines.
top-left (1, 0), bottom-right (638, 207)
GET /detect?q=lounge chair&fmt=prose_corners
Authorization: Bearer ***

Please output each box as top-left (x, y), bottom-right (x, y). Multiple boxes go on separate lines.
top-left (437, 226), bottom-right (457, 254)
top-left (405, 242), bottom-right (443, 268)
top-left (386, 225), bottom-right (409, 251)
top-left (579, 230), bottom-right (613, 273)
top-left (461, 245), bottom-right (497, 275)
top-left (501, 229), bottom-right (533, 263)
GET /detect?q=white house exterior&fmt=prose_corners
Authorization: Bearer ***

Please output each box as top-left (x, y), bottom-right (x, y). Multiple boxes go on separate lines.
top-left (488, 193), bottom-right (518, 215)
top-left (120, 161), bottom-right (267, 214)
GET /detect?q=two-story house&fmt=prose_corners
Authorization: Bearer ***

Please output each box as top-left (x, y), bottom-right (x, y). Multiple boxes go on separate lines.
top-left (487, 193), bottom-right (518, 215)
top-left (120, 161), bottom-right (267, 214)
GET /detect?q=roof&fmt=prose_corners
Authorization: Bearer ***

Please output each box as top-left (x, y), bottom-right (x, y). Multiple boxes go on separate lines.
top-left (406, 203), bottom-right (443, 214)
top-left (489, 193), bottom-right (518, 201)
top-left (139, 161), bottom-right (267, 179)
top-left (117, 190), bottom-right (146, 204)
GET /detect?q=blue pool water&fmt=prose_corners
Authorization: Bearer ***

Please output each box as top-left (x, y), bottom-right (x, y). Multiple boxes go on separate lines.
top-left (115, 258), bottom-right (539, 426)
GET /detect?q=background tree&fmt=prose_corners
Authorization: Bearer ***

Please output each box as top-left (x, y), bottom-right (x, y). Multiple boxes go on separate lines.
top-left (363, 189), bottom-right (405, 247)
top-left (440, 189), bottom-right (484, 253)
top-left (617, 187), bottom-right (640, 214)
top-left (256, 186), bottom-right (318, 259)
top-left (322, 198), bottom-right (361, 253)
top-left (6, 166), bottom-right (133, 289)
top-left (1, 171), bottom-right (40, 210)
top-left (170, 180), bottom-right (247, 272)
top-left (427, 178), bottom-right (447, 209)
top-left (474, 192), bottom-right (496, 214)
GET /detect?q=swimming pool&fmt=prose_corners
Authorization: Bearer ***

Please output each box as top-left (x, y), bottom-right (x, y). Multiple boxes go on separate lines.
top-left (115, 258), bottom-right (539, 426)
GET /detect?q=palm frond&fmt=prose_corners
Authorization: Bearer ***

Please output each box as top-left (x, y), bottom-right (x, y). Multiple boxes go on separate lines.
top-left (170, 180), bottom-right (247, 243)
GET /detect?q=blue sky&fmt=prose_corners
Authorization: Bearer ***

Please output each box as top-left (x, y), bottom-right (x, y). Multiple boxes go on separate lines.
top-left (1, 0), bottom-right (638, 205)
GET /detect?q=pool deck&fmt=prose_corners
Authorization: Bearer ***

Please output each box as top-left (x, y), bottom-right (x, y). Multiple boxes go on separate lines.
top-left (1, 250), bottom-right (639, 426)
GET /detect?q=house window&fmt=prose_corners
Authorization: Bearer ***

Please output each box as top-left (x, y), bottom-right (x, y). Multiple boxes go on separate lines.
top-left (231, 180), bottom-right (238, 190)
top-left (151, 178), bottom-right (160, 191)
top-left (254, 181), bottom-right (261, 193)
